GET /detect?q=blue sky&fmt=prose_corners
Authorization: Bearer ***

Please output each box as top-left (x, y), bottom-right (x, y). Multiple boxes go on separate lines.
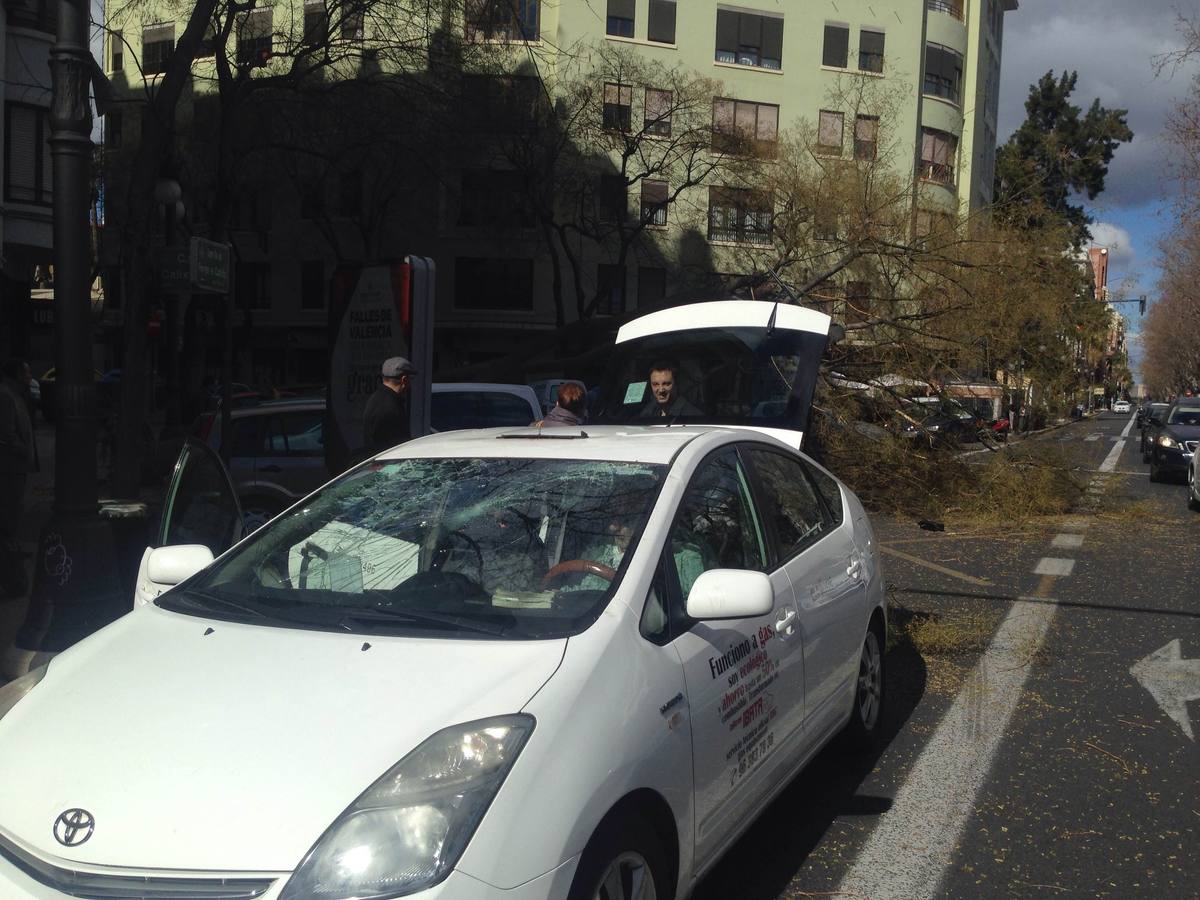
top-left (999, 0), bottom-right (1200, 379)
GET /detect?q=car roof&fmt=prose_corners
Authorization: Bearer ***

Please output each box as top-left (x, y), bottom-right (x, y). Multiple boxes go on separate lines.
top-left (374, 424), bottom-right (770, 465)
top-left (228, 398), bottom-right (327, 417)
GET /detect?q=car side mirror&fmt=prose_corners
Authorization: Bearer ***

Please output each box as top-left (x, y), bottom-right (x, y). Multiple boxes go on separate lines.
top-left (146, 544), bottom-right (215, 587)
top-left (685, 570), bottom-right (774, 620)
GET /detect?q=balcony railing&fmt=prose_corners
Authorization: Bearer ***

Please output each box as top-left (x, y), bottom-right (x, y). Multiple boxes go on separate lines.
top-left (926, 0), bottom-right (964, 20)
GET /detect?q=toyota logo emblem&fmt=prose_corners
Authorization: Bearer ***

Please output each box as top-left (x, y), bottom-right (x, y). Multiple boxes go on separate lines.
top-left (53, 809), bottom-right (95, 847)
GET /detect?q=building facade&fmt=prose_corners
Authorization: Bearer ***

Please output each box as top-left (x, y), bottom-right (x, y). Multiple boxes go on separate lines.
top-left (100, 0), bottom-right (1017, 386)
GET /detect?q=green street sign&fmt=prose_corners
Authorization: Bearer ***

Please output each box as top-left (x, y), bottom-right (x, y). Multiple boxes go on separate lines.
top-left (190, 237), bottom-right (231, 294)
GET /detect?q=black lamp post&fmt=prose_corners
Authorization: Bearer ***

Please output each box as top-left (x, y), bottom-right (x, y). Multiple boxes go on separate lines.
top-left (9, 0), bottom-right (124, 672)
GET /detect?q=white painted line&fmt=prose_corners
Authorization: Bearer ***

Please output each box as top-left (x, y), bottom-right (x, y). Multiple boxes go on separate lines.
top-left (836, 597), bottom-right (1057, 897)
top-left (1034, 557), bottom-right (1076, 577)
top-left (1085, 434), bottom-right (1101, 442)
top-left (1098, 423), bottom-right (1132, 473)
top-left (1051, 533), bottom-right (1084, 550)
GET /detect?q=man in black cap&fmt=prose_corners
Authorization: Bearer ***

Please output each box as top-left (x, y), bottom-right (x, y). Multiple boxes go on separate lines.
top-left (363, 356), bottom-right (416, 454)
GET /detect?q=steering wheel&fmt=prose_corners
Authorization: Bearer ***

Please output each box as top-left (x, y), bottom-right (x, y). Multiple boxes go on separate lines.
top-left (541, 559), bottom-right (617, 588)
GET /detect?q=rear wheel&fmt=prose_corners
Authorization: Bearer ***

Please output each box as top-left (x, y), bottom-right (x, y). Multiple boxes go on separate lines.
top-left (569, 814), bottom-right (670, 900)
top-left (843, 618), bottom-right (885, 749)
top-left (241, 499), bottom-right (282, 533)
top-left (1149, 456), bottom-right (1162, 483)
top-left (1188, 467), bottom-right (1200, 512)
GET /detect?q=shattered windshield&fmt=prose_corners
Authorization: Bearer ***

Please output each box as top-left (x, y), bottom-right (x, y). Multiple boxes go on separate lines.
top-left (163, 457), bottom-right (665, 639)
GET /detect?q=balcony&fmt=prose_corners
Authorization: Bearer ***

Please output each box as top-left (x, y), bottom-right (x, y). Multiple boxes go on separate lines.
top-left (927, 0), bottom-right (964, 20)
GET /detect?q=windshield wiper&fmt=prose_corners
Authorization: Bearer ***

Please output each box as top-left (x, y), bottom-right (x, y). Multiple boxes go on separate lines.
top-left (159, 588), bottom-right (276, 622)
top-left (336, 604), bottom-right (511, 637)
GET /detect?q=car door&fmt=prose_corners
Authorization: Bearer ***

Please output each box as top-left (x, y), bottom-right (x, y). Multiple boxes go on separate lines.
top-left (665, 445), bottom-right (805, 862)
top-left (133, 439), bottom-right (243, 606)
top-left (744, 446), bottom-right (867, 740)
top-left (258, 410), bottom-right (327, 500)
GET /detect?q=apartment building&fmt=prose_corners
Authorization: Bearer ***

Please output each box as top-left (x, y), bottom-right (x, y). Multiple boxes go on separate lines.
top-left (101, 0), bottom-right (1017, 382)
top-left (0, 0), bottom-right (54, 363)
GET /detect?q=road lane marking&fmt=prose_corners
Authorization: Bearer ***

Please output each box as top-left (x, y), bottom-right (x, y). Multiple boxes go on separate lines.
top-left (837, 574), bottom-right (1060, 898)
top-left (879, 546), bottom-right (994, 586)
top-left (1085, 434), bottom-right (1101, 442)
top-left (1051, 533), bottom-right (1084, 549)
top-left (1098, 416), bottom-right (1136, 474)
top-left (1034, 557), bottom-right (1075, 576)
top-left (1130, 640), bottom-right (1200, 741)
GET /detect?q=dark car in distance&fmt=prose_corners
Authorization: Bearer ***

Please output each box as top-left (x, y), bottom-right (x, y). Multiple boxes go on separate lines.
top-left (1147, 402), bottom-right (1200, 482)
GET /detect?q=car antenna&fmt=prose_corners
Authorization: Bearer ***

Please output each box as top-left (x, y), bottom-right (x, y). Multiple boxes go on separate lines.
top-left (765, 267), bottom-right (803, 335)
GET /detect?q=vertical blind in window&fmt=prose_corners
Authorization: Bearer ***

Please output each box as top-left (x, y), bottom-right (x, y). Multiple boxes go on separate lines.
top-left (859, 29), bottom-right (884, 72)
top-left (647, 0), bottom-right (676, 43)
top-left (822, 23), bottom-right (848, 67)
top-left (5, 104), bottom-right (52, 205)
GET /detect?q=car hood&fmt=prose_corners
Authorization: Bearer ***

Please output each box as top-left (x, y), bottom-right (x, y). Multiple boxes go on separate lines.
top-left (1163, 423), bottom-right (1200, 440)
top-left (0, 606), bottom-right (566, 872)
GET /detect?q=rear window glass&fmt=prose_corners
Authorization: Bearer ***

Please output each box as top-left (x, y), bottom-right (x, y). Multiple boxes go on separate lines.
top-left (432, 392), bottom-right (536, 431)
top-left (1168, 406), bottom-right (1200, 427)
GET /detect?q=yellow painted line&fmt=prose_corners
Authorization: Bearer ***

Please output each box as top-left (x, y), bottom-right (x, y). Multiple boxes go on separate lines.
top-left (879, 545), bottom-right (994, 587)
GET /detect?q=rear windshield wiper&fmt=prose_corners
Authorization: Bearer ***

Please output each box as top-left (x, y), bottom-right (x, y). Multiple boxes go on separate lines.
top-left (336, 604), bottom-right (511, 638)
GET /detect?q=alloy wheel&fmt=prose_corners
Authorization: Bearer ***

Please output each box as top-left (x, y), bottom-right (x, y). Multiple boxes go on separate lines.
top-left (592, 851), bottom-right (658, 900)
top-left (857, 630), bottom-right (883, 731)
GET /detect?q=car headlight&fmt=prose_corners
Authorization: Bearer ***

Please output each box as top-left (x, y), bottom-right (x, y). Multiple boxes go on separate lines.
top-left (281, 715), bottom-right (534, 900)
top-left (0, 666), bottom-right (48, 723)
top-left (1158, 435), bottom-right (1180, 449)
top-left (926, 423), bottom-right (942, 432)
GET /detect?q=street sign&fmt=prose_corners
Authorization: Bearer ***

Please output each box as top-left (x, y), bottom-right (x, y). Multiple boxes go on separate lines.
top-left (190, 237), bottom-right (231, 294)
top-left (157, 239), bottom-right (231, 294)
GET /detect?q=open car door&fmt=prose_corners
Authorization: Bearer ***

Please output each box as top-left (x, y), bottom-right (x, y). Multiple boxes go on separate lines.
top-left (133, 439), bottom-right (243, 607)
top-left (594, 300), bottom-right (832, 448)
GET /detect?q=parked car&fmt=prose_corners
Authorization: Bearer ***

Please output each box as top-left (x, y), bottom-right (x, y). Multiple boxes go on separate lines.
top-left (1139, 402), bottom-right (1171, 460)
top-left (1188, 442), bottom-right (1200, 512)
top-left (894, 398), bottom-right (984, 447)
top-left (0, 300), bottom-right (885, 900)
top-left (192, 385), bottom-right (541, 531)
top-left (1112, 399), bottom-right (1131, 413)
top-left (1147, 401), bottom-right (1200, 482)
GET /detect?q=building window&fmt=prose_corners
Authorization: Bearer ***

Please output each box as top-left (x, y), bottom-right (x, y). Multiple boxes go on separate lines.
top-left (110, 30), bottom-right (124, 72)
top-left (603, 82), bottom-right (633, 132)
top-left (142, 23), bottom-right (174, 75)
top-left (606, 0), bottom-right (634, 38)
top-left (341, 3), bottom-right (365, 39)
top-left (641, 180), bottom-right (668, 226)
top-left (236, 262), bottom-right (271, 310)
top-left (455, 258), bottom-right (535, 310)
top-left (459, 170), bottom-right (533, 227)
top-left (9, 0), bottom-right (55, 32)
top-left (304, 2), bottom-right (329, 44)
top-left (859, 29), bottom-right (884, 73)
top-left (822, 23), bottom-right (848, 68)
top-left (465, 0), bottom-right (540, 42)
top-left (817, 109), bottom-right (843, 154)
top-left (106, 110), bottom-right (123, 148)
top-left (715, 9), bottom-right (783, 69)
top-left (845, 281), bottom-right (870, 324)
top-left (708, 187), bottom-right (773, 245)
top-left (638, 267), bottom-right (666, 307)
top-left (197, 25), bottom-right (218, 57)
top-left (814, 208), bottom-right (838, 241)
top-left (713, 98), bottom-right (779, 155)
top-left (648, 0), bottom-right (676, 44)
top-left (463, 75), bottom-right (543, 131)
top-left (854, 115), bottom-right (878, 160)
top-left (301, 260), bottom-right (325, 309)
top-left (645, 88), bottom-right (672, 136)
top-left (4, 104), bottom-right (52, 205)
top-left (596, 264), bottom-right (626, 315)
top-left (598, 175), bottom-right (627, 221)
top-left (924, 43), bottom-right (963, 104)
top-left (919, 127), bottom-right (957, 184)
top-left (237, 10), bottom-right (273, 67)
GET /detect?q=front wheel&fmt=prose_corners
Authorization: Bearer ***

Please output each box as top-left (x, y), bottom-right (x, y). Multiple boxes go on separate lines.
top-left (843, 620), bottom-right (886, 749)
top-left (569, 815), bottom-right (670, 900)
top-left (241, 500), bottom-right (282, 534)
top-left (1188, 468), bottom-right (1200, 512)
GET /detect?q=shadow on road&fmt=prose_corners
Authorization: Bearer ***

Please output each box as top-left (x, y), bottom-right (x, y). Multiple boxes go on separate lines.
top-left (691, 634), bottom-right (928, 899)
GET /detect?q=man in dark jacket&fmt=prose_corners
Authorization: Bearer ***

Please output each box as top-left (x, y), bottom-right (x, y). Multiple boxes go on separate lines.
top-left (362, 356), bottom-right (416, 454)
top-left (0, 359), bottom-right (35, 599)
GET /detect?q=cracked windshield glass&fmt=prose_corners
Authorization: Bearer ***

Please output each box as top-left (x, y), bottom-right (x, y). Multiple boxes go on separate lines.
top-left (161, 457), bottom-right (665, 638)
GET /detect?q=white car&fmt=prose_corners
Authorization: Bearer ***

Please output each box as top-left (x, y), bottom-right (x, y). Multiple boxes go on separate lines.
top-left (0, 302), bottom-right (886, 900)
top-left (1113, 399), bottom-right (1131, 413)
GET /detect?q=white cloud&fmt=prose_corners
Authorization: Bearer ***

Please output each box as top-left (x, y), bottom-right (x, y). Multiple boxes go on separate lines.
top-left (1088, 222), bottom-right (1137, 266)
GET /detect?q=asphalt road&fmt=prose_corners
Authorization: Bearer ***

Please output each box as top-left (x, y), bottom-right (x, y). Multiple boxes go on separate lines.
top-left (694, 411), bottom-right (1199, 899)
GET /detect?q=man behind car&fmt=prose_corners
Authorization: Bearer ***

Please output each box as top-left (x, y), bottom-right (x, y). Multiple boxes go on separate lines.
top-left (363, 356), bottom-right (416, 453)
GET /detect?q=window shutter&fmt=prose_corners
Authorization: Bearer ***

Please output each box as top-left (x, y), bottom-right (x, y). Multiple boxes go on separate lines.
top-left (823, 24), bottom-right (848, 67)
top-left (855, 115), bottom-right (878, 143)
top-left (756, 104), bottom-right (778, 142)
top-left (608, 0), bottom-right (635, 23)
top-left (860, 29), bottom-right (884, 66)
top-left (818, 110), bottom-right (843, 148)
top-left (642, 180), bottom-right (668, 205)
top-left (647, 0), bottom-right (676, 43)
top-left (7, 106), bottom-right (37, 202)
top-left (41, 117), bottom-right (52, 199)
top-left (715, 10), bottom-right (738, 52)
top-left (762, 16), bottom-right (784, 62)
top-left (735, 101), bottom-right (756, 138)
top-left (738, 12), bottom-right (762, 49)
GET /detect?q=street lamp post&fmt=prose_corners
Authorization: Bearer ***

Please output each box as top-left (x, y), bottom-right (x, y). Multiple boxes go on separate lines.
top-left (8, 0), bottom-right (124, 673)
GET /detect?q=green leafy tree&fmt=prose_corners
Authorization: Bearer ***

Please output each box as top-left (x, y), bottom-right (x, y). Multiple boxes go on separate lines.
top-left (993, 71), bottom-right (1132, 245)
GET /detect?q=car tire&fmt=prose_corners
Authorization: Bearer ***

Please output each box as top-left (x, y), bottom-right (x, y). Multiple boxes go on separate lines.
top-left (241, 500), bottom-right (282, 534)
top-left (1149, 459), bottom-right (1161, 483)
top-left (569, 813), bottom-right (671, 900)
top-left (842, 617), bottom-right (886, 750)
top-left (1189, 469), bottom-right (1200, 512)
